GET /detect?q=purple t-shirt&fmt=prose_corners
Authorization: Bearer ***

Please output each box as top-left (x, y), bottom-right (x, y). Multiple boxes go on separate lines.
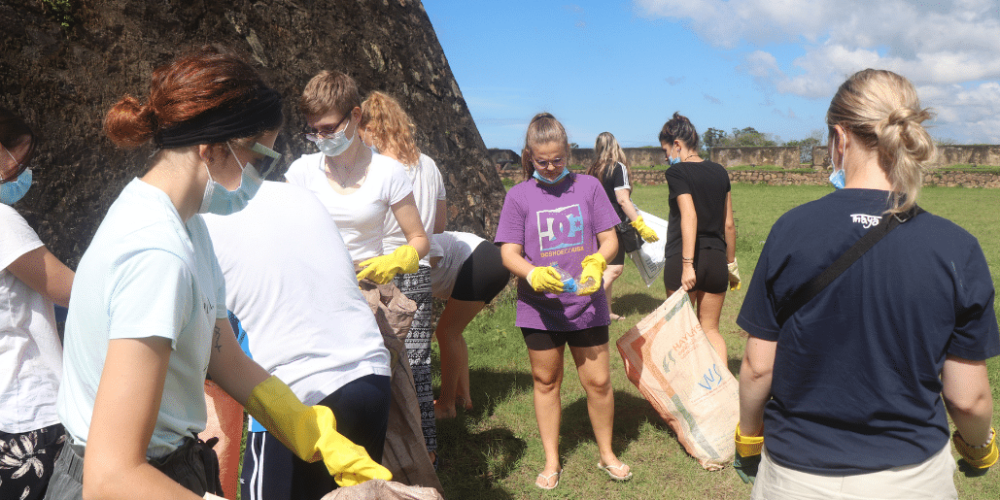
top-left (495, 173), bottom-right (619, 331)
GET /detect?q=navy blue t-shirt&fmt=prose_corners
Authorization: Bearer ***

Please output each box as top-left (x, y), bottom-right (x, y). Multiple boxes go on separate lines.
top-left (737, 188), bottom-right (1000, 474)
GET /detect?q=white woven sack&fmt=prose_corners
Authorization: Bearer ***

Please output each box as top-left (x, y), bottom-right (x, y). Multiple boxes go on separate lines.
top-left (616, 289), bottom-right (738, 470)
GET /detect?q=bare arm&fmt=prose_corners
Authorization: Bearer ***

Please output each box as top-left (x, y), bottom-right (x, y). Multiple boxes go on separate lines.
top-left (596, 228), bottom-right (618, 263)
top-left (614, 188), bottom-right (641, 222)
top-left (677, 193), bottom-right (698, 290)
top-left (738, 336), bottom-right (777, 436)
top-left (434, 199), bottom-right (447, 234)
top-left (724, 192), bottom-right (736, 264)
top-left (500, 243), bottom-right (534, 280)
top-left (7, 246), bottom-right (74, 308)
top-left (390, 193), bottom-right (430, 258)
top-left (942, 355), bottom-right (994, 446)
top-left (83, 337), bottom-right (202, 500)
top-left (207, 318), bottom-right (271, 406)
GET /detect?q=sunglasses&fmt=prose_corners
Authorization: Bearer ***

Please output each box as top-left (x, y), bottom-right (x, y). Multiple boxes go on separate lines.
top-left (533, 157), bottom-right (566, 169)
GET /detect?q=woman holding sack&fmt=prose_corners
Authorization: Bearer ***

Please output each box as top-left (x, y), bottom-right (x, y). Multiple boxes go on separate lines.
top-left (660, 112), bottom-right (738, 361)
top-left (736, 69), bottom-right (998, 499)
top-left (585, 132), bottom-right (658, 322)
top-left (496, 113), bottom-right (630, 490)
top-left (46, 47), bottom-right (389, 500)
top-left (1, 108), bottom-right (75, 500)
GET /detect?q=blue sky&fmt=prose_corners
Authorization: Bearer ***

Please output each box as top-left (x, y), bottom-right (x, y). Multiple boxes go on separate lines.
top-left (423, 0), bottom-right (1000, 151)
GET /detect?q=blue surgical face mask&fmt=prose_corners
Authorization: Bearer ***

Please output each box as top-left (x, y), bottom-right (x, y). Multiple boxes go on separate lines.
top-left (198, 143), bottom-right (266, 215)
top-left (829, 168), bottom-right (845, 189)
top-left (533, 167), bottom-right (570, 185)
top-left (669, 155), bottom-right (681, 165)
top-left (0, 168), bottom-right (32, 205)
top-left (309, 118), bottom-right (355, 158)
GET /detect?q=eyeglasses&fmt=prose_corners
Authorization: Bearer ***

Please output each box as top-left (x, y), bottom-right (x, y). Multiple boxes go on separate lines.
top-left (533, 157), bottom-right (565, 169)
top-left (1, 147), bottom-right (27, 183)
top-left (245, 142), bottom-right (282, 178)
top-left (304, 114), bottom-right (351, 142)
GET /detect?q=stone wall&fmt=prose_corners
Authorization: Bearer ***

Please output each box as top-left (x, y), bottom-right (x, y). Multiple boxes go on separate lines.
top-left (564, 148), bottom-right (664, 168)
top-left (930, 145), bottom-right (1000, 167)
top-left (499, 168), bottom-right (1000, 188)
top-left (1, 0), bottom-right (505, 266)
top-left (488, 148), bottom-right (521, 170)
top-left (710, 147), bottom-right (800, 168)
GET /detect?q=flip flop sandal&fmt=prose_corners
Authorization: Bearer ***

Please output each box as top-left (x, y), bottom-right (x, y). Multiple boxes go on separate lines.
top-left (597, 462), bottom-right (633, 481)
top-left (535, 469), bottom-right (562, 490)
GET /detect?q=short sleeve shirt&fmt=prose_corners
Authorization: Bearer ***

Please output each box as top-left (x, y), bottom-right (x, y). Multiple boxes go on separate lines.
top-left (494, 173), bottom-right (619, 330)
top-left (284, 152), bottom-right (412, 262)
top-left (429, 231), bottom-right (486, 300)
top-left (664, 161), bottom-right (731, 255)
top-left (58, 179), bottom-right (227, 459)
top-left (0, 205), bottom-right (62, 433)
top-left (382, 153), bottom-right (446, 265)
top-left (598, 162), bottom-right (631, 224)
top-left (737, 188), bottom-right (1000, 474)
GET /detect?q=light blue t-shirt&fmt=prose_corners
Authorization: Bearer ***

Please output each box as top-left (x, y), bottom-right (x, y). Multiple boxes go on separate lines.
top-left (58, 179), bottom-right (228, 459)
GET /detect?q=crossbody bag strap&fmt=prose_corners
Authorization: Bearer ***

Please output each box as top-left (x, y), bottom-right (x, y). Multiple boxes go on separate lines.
top-left (775, 205), bottom-right (924, 327)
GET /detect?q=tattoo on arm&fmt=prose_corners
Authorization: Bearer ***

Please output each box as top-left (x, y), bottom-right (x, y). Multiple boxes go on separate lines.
top-left (213, 325), bottom-right (223, 353)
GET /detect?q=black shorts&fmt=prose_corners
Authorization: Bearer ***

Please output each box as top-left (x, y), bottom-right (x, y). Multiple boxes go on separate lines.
top-left (610, 231), bottom-right (627, 266)
top-left (663, 247), bottom-right (728, 294)
top-left (521, 325), bottom-right (610, 351)
top-left (451, 242), bottom-right (510, 304)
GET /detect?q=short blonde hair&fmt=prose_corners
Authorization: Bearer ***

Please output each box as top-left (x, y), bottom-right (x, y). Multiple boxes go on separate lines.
top-left (827, 69), bottom-right (935, 214)
top-left (520, 113), bottom-right (569, 178)
top-left (360, 91), bottom-right (420, 167)
top-left (299, 70), bottom-right (360, 118)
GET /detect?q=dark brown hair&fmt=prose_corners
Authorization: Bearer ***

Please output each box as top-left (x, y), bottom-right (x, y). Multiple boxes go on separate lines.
top-left (104, 46), bottom-right (276, 149)
top-left (0, 108), bottom-right (36, 182)
top-left (300, 70), bottom-right (361, 119)
top-left (658, 112), bottom-right (699, 150)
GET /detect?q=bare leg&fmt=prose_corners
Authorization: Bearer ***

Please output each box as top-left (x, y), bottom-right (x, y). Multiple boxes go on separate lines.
top-left (690, 290), bottom-right (727, 361)
top-left (604, 264), bottom-right (624, 320)
top-left (569, 342), bottom-right (630, 478)
top-left (434, 298), bottom-right (485, 419)
top-left (528, 345), bottom-right (565, 488)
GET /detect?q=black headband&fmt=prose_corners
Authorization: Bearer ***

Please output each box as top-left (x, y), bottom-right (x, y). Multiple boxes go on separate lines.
top-left (155, 88), bottom-right (283, 148)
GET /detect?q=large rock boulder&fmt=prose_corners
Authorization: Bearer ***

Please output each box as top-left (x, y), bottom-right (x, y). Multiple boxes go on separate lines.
top-left (1, 0), bottom-right (505, 266)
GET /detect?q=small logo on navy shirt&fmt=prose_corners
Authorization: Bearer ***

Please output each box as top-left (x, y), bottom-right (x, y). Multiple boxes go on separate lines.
top-left (850, 213), bottom-right (882, 229)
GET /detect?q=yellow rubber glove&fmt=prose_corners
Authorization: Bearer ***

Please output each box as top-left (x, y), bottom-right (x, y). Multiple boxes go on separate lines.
top-left (527, 266), bottom-right (565, 294)
top-left (630, 217), bottom-right (660, 243)
top-left (576, 253), bottom-right (607, 296)
top-left (356, 245), bottom-right (419, 284)
top-left (245, 376), bottom-right (392, 486)
top-left (953, 428), bottom-right (998, 469)
top-left (735, 423), bottom-right (764, 457)
top-left (728, 258), bottom-right (742, 291)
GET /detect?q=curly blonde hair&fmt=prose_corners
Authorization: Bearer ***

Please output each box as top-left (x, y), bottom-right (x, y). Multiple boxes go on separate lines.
top-left (360, 91), bottom-right (420, 167)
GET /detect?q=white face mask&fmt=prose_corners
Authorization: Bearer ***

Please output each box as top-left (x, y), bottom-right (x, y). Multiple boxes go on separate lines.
top-left (309, 117), bottom-right (355, 158)
top-left (198, 142), bottom-right (273, 215)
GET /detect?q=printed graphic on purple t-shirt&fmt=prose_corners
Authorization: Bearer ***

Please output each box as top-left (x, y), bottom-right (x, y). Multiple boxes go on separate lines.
top-left (538, 204), bottom-right (585, 256)
top-left (494, 174), bottom-right (620, 331)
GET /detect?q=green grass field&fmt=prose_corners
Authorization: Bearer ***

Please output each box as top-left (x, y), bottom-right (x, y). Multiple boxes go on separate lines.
top-left (432, 182), bottom-right (1000, 499)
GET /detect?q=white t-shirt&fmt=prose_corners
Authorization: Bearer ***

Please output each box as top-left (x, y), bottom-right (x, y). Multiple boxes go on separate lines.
top-left (284, 152), bottom-right (412, 262)
top-left (203, 182), bottom-right (390, 406)
top-left (58, 179), bottom-right (227, 459)
top-left (383, 154), bottom-right (446, 266)
top-left (0, 205), bottom-right (62, 433)
top-left (429, 231), bottom-right (487, 300)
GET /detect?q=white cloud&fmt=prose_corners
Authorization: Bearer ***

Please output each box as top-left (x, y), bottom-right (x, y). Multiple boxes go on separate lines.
top-left (636, 0), bottom-right (1000, 142)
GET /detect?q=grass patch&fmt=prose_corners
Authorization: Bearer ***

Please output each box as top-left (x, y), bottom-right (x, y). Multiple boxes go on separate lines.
top-left (433, 183), bottom-right (1000, 499)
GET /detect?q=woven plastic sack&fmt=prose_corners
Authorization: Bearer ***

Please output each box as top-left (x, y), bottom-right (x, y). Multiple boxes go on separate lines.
top-left (320, 479), bottom-right (444, 500)
top-left (616, 289), bottom-right (737, 470)
top-left (628, 209), bottom-right (668, 287)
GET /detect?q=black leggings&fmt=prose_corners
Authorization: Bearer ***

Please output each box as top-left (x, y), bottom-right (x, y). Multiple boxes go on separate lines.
top-left (451, 242), bottom-right (510, 304)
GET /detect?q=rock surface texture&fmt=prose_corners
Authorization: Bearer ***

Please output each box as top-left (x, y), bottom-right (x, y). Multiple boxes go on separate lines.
top-left (1, 0), bottom-right (504, 266)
